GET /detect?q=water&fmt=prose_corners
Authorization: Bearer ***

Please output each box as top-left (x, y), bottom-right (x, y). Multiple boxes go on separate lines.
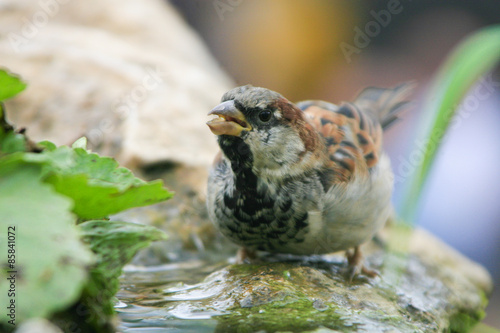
top-left (117, 259), bottom-right (229, 332)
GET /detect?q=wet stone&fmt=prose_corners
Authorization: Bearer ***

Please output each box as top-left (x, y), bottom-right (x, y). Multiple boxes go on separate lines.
top-left (117, 226), bottom-right (493, 333)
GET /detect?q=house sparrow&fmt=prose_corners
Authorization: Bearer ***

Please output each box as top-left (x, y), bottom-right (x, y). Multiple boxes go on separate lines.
top-left (206, 84), bottom-right (411, 277)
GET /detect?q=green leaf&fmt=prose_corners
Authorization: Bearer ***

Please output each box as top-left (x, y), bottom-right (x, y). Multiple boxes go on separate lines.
top-left (77, 220), bottom-right (167, 327)
top-left (0, 69), bottom-right (27, 102)
top-left (23, 145), bottom-right (173, 220)
top-left (0, 158), bottom-right (94, 324)
top-left (72, 137), bottom-right (88, 149)
top-left (399, 25), bottom-right (500, 222)
top-left (1, 104), bottom-right (33, 154)
top-left (0, 131), bottom-right (27, 154)
top-left (38, 140), bottom-right (57, 151)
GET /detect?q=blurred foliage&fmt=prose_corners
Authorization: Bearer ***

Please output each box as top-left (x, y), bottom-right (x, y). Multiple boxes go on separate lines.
top-left (25, 142), bottom-right (172, 220)
top-left (0, 158), bottom-right (93, 323)
top-left (399, 25), bottom-right (500, 223)
top-left (0, 70), bottom-right (171, 332)
top-left (77, 220), bottom-right (167, 330)
top-left (0, 69), bottom-right (26, 101)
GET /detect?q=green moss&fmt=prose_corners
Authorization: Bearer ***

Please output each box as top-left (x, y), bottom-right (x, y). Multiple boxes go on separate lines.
top-left (207, 263), bottom-right (352, 332)
top-left (229, 264), bottom-right (264, 275)
top-left (447, 288), bottom-right (489, 333)
top-left (479, 290), bottom-right (491, 309)
top-left (214, 299), bottom-right (351, 333)
top-left (448, 310), bottom-right (485, 333)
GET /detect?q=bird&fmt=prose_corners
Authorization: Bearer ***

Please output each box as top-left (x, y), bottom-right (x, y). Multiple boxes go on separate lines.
top-left (206, 84), bottom-right (411, 277)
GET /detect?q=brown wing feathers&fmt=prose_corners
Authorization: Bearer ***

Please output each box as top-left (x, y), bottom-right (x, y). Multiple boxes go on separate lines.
top-left (298, 84), bottom-right (412, 182)
top-left (302, 103), bottom-right (364, 182)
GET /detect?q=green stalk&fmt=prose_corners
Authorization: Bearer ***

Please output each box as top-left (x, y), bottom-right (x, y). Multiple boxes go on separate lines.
top-left (399, 25), bottom-right (500, 222)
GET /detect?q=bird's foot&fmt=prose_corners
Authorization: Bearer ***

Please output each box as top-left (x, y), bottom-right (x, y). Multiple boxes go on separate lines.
top-left (235, 247), bottom-right (257, 264)
top-left (345, 246), bottom-right (378, 282)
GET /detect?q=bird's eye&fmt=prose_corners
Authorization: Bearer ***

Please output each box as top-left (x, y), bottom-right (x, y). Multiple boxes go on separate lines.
top-left (258, 110), bottom-right (272, 122)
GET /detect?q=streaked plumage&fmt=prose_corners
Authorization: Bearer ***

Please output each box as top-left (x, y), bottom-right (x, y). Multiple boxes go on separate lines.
top-left (206, 84), bottom-right (411, 276)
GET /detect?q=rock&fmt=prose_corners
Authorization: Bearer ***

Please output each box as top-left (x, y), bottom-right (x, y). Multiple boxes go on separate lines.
top-left (118, 225), bottom-right (492, 332)
top-left (0, 0), bottom-right (232, 169)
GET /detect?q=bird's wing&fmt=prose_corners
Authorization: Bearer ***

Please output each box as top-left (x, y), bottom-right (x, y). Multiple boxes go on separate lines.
top-left (297, 100), bottom-right (374, 183)
top-left (297, 84), bottom-right (411, 183)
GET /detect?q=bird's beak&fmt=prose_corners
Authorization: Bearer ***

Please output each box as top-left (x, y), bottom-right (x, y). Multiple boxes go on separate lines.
top-left (207, 100), bottom-right (252, 136)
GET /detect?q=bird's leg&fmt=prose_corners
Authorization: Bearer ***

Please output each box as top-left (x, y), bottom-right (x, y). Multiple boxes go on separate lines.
top-left (346, 245), bottom-right (378, 281)
top-left (236, 247), bottom-right (257, 264)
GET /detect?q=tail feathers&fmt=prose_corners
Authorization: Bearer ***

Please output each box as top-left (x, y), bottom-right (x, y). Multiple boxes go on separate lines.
top-left (354, 82), bottom-right (415, 130)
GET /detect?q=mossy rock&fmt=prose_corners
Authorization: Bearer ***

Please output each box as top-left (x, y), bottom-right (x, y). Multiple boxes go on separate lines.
top-left (118, 227), bottom-right (492, 332)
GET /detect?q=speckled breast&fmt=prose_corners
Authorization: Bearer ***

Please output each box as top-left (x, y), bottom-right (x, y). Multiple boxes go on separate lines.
top-left (207, 164), bottom-right (328, 253)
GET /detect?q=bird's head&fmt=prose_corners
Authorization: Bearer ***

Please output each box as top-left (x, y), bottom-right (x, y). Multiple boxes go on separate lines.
top-left (207, 85), bottom-right (323, 179)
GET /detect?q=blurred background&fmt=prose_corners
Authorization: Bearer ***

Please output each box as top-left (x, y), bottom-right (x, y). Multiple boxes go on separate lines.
top-left (1, 0), bottom-right (499, 329)
top-left (171, 0), bottom-right (500, 327)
